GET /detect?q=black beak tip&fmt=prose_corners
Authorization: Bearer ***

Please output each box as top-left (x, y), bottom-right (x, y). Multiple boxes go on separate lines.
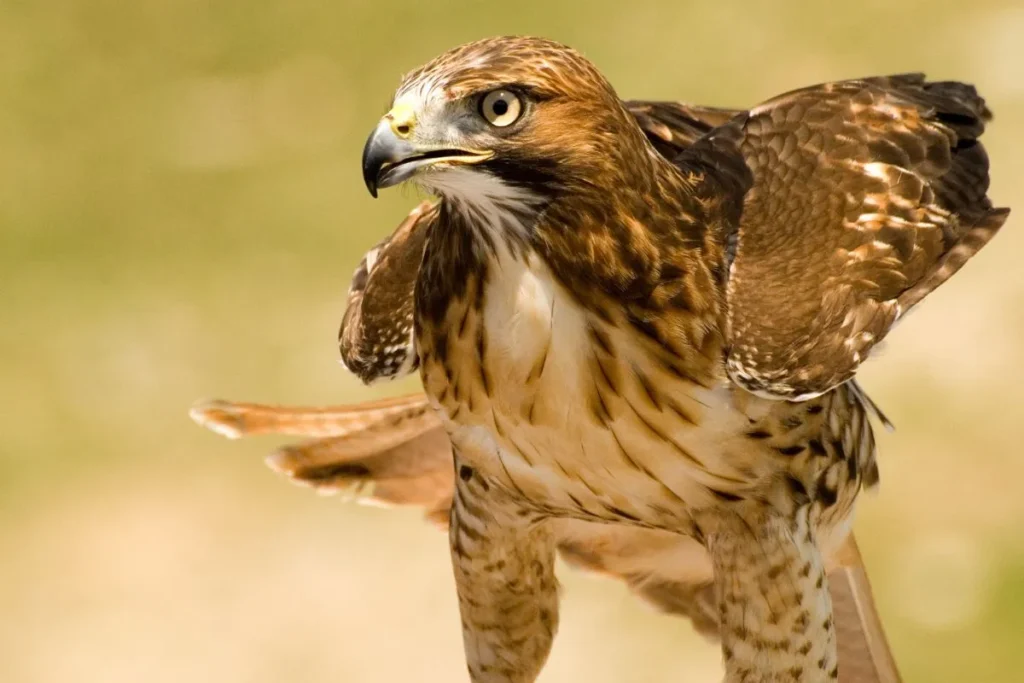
top-left (362, 121), bottom-right (413, 199)
top-left (362, 158), bottom-right (380, 199)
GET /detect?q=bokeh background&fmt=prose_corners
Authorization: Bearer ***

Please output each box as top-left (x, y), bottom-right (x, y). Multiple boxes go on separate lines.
top-left (2, 1), bottom-right (1022, 681)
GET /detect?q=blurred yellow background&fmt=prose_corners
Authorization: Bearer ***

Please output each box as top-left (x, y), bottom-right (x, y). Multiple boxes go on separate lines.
top-left (2, 1), bottom-right (1022, 681)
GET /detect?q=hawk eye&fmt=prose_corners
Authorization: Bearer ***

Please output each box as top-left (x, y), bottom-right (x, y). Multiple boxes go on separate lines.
top-left (479, 90), bottom-right (522, 127)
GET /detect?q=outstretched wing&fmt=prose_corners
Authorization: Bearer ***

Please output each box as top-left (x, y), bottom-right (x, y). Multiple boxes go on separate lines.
top-left (717, 74), bottom-right (1008, 398)
top-left (338, 101), bottom-right (743, 385)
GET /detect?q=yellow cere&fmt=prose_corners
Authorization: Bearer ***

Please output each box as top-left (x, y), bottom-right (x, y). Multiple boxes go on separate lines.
top-left (387, 100), bottom-right (417, 138)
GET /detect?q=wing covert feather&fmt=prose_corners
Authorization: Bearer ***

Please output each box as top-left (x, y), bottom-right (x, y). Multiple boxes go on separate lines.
top-left (339, 200), bottom-right (438, 384)
top-left (625, 100), bottom-right (740, 158)
top-left (722, 74), bottom-right (1008, 398)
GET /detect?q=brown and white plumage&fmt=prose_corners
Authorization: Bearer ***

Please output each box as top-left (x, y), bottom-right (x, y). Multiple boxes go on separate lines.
top-left (339, 201), bottom-right (435, 383)
top-left (191, 393), bottom-right (897, 682)
top-left (195, 35), bottom-right (1006, 683)
top-left (339, 99), bottom-right (735, 385)
top-left (353, 38), bottom-right (1004, 682)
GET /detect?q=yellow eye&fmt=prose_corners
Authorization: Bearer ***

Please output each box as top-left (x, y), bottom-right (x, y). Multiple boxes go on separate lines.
top-left (480, 89), bottom-right (522, 127)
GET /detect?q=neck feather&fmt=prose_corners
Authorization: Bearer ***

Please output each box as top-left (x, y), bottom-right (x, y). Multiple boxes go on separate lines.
top-left (420, 167), bottom-right (546, 248)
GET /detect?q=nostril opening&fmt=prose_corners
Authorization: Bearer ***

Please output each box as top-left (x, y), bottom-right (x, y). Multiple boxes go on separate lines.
top-left (396, 124), bottom-right (410, 136)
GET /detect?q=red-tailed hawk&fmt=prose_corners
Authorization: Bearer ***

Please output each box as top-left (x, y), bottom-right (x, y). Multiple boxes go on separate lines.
top-left (195, 36), bottom-right (1006, 683)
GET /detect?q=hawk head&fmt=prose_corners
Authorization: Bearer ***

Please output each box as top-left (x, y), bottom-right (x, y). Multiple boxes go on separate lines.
top-left (361, 36), bottom-right (650, 208)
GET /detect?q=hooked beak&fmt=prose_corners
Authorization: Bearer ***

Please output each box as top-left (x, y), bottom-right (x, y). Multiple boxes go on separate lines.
top-left (361, 116), bottom-right (493, 198)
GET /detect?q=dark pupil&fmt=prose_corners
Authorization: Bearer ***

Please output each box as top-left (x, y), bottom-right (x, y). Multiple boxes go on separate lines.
top-left (491, 98), bottom-right (509, 117)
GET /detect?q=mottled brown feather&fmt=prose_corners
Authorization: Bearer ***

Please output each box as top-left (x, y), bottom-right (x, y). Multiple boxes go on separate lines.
top-left (339, 201), bottom-right (437, 383)
top-left (721, 75), bottom-right (1008, 398)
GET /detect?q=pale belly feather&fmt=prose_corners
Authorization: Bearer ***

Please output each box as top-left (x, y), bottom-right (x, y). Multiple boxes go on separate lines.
top-left (427, 245), bottom-right (784, 528)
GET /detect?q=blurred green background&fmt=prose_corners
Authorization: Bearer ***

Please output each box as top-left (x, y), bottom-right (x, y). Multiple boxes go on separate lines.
top-left (2, 1), bottom-right (1022, 681)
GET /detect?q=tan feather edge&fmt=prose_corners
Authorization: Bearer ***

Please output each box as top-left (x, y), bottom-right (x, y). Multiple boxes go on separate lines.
top-left (832, 535), bottom-right (902, 683)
